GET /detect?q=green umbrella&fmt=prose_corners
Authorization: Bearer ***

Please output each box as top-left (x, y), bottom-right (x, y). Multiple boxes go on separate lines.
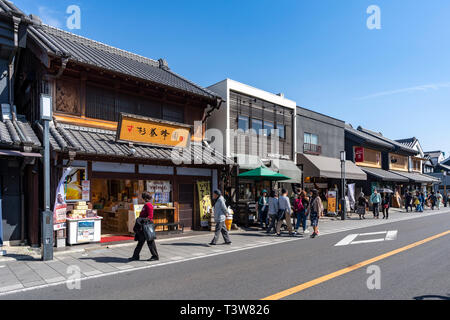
top-left (238, 166), bottom-right (291, 181)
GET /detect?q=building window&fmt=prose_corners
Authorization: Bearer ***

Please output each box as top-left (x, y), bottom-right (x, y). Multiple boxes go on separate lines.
top-left (304, 133), bottom-right (318, 145)
top-left (162, 105), bottom-right (184, 123)
top-left (277, 124), bottom-right (286, 139)
top-left (238, 115), bottom-right (249, 131)
top-left (251, 119), bottom-right (263, 135)
top-left (263, 121), bottom-right (274, 136)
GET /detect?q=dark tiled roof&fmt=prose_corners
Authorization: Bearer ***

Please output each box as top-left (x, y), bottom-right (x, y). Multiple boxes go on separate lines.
top-left (0, 0), bottom-right (23, 15)
top-left (0, 115), bottom-right (41, 150)
top-left (345, 124), bottom-right (393, 149)
top-left (396, 137), bottom-right (417, 149)
top-left (40, 122), bottom-right (232, 165)
top-left (27, 24), bottom-right (218, 100)
top-left (357, 127), bottom-right (418, 155)
top-left (359, 167), bottom-right (409, 182)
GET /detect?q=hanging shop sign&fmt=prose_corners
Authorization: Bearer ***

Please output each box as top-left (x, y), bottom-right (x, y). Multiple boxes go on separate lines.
top-left (116, 113), bottom-right (191, 148)
top-left (197, 181), bottom-right (212, 227)
top-left (65, 167), bottom-right (88, 202)
top-left (53, 167), bottom-right (73, 231)
top-left (355, 147), bottom-right (364, 163)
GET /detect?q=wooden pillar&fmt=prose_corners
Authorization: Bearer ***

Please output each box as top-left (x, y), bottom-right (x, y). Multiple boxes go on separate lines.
top-left (173, 168), bottom-right (179, 225)
top-left (26, 164), bottom-right (40, 247)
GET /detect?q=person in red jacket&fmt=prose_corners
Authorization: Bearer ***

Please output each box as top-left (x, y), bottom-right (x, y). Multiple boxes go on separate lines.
top-left (129, 192), bottom-right (159, 261)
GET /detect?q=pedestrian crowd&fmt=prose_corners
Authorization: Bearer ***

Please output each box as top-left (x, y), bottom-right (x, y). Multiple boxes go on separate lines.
top-left (258, 188), bottom-right (323, 239)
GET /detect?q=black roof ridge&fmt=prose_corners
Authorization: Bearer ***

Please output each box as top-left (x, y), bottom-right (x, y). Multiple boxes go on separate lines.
top-left (296, 105), bottom-right (345, 123)
top-left (39, 24), bottom-right (160, 67)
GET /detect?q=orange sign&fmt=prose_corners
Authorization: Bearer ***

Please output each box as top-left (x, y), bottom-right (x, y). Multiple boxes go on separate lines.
top-left (116, 114), bottom-right (191, 148)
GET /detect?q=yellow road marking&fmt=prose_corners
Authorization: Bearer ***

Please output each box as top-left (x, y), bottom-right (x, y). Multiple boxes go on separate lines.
top-left (262, 230), bottom-right (450, 300)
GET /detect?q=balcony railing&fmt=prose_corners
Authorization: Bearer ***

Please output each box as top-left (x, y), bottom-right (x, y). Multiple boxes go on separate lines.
top-left (304, 143), bottom-right (322, 155)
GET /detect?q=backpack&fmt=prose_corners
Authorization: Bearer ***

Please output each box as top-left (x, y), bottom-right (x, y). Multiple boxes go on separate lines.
top-left (293, 199), bottom-right (304, 212)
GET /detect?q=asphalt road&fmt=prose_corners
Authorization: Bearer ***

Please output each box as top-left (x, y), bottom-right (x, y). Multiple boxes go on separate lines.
top-left (3, 212), bottom-right (450, 300)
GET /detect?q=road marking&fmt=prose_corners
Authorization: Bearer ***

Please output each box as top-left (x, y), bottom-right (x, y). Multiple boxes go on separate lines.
top-left (262, 229), bottom-right (450, 300)
top-left (335, 230), bottom-right (398, 246)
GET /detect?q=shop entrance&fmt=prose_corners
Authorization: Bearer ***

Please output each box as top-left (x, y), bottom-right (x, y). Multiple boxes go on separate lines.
top-left (179, 183), bottom-right (194, 231)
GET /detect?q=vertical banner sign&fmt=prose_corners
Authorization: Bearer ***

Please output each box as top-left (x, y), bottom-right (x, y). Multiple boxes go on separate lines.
top-left (327, 190), bottom-right (337, 214)
top-left (197, 181), bottom-right (212, 227)
top-left (355, 147), bottom-right (364, 163)
top-left (53, 167), bottom-right (73, 231)
top-left (348, 183), bottom-right (356, 210)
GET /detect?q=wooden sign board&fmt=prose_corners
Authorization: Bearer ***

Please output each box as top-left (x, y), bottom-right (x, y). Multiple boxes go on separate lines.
top-left (116, 113), bottom-right (191, 148)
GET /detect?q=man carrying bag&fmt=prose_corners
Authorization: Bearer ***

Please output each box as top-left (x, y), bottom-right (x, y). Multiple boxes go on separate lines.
top-left (209, 190), bottom-right (232, 246)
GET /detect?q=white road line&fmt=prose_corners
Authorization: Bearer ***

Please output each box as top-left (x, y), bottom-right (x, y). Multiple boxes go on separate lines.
top-left (335, 234), bottom-right (359, 246)
top-left (385, 230), bottom-right (398, 241)
top-left (351, 239), bottom-right (386, 245)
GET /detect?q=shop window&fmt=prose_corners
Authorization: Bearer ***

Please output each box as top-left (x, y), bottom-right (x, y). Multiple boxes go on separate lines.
top-left (277, 124), bottom-right (286, 139)
top-left (263, 121), bottom-right (274, 137)
top-left (251, 119), bottom-right (263, 135)
top-left (238, 115), bottom-right (249, 132)
top-left (65, 167), bottom-right (88, 202)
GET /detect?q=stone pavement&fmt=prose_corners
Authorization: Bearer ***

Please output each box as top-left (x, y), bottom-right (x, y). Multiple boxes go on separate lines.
top-left (0, 207), bottom-right (448, 297)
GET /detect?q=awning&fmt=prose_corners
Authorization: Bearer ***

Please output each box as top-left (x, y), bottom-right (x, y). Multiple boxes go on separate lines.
top-left (298, 154), bottom-right (367, 181)
top-left (390, 171), bottom-right (440, 184)
top-left (269, 159), bottom-right (303, 184)
top-left (238, 166), bottom-right (290, 181)
top-left (360, 167), bottom-right (409, 182)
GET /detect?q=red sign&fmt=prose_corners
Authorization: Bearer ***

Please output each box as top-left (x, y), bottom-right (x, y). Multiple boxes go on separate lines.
top-left (355, 147), bottom-right (364, 162)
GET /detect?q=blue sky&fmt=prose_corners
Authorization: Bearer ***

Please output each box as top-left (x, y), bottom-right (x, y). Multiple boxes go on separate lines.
top-left (14, 0), bottom-right (450, 157)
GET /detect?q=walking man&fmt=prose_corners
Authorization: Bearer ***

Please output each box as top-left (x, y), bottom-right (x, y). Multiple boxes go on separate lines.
top-left (266, 191), bottom-right (279, 234)
top-left (307, 189), bottom-right (323, 238)
top-left (276, 189), bottom-right (294, 237)
top-left (209, 190), bottom-right (232, 246)
top-left (370, 189), bottom-right (381, 219)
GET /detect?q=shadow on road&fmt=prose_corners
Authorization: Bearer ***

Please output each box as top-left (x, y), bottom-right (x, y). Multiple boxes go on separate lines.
top-left (414, 295), bottom-right (450, 300)
top-left (2, 254), bottom-right (40, 262)
top-left (160, 243), bottom-right (210, 248)
top-left (80, 256), bottom-right (130, 264)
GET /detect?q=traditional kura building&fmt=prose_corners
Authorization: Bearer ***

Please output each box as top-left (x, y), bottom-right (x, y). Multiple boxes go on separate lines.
top-left (13, 8), bottom-right (230, 245)
top-left (0, 1), bottom-right (42, 247)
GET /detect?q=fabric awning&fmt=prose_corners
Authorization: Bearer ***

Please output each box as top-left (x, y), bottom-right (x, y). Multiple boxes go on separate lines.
top-left (360, 167), bottom-right (409, 182)
top-left (390, 171), bottom-right (440, 184)
top-left (238, 166), bottom-right (290, 181)
top-left (269, 159), bottom-right (303, 184)
top-left (298, 154), bottom-right (367, 181)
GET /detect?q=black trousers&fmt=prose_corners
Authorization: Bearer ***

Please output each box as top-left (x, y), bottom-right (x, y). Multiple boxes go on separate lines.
top-left (133, 239), bottom-right (158, 259)
top-left (383, 207), bottom-right (389, 219)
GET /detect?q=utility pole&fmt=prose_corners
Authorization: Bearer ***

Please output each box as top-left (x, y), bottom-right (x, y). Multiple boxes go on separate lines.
top-left (340, 151), bottom-right (346, 220)
top-left (41, 94), bottom-right (53, 261)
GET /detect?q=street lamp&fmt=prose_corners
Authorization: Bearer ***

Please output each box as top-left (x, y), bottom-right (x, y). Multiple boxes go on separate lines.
top-left (340, 151), bottom-right (346, 221)
top-left (40, 94), bottom-right (53, 261)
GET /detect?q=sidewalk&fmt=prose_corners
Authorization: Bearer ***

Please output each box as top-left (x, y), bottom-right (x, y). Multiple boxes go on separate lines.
top-left (0, 207), bottom-right (448, 296)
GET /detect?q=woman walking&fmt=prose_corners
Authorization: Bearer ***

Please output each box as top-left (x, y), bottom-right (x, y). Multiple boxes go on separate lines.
top-left (357, 192), bottom-right (368, 219)
top-left (307, 189), bottom-right (323, 238)
top-left (295, 191), bottom-right (310, 235)
top-left (382, 193), bottom-right (391, 219)
top-left (266, 191), bottom-right (279, 234)
top-left (129, 192), bottom-right (159, 262)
